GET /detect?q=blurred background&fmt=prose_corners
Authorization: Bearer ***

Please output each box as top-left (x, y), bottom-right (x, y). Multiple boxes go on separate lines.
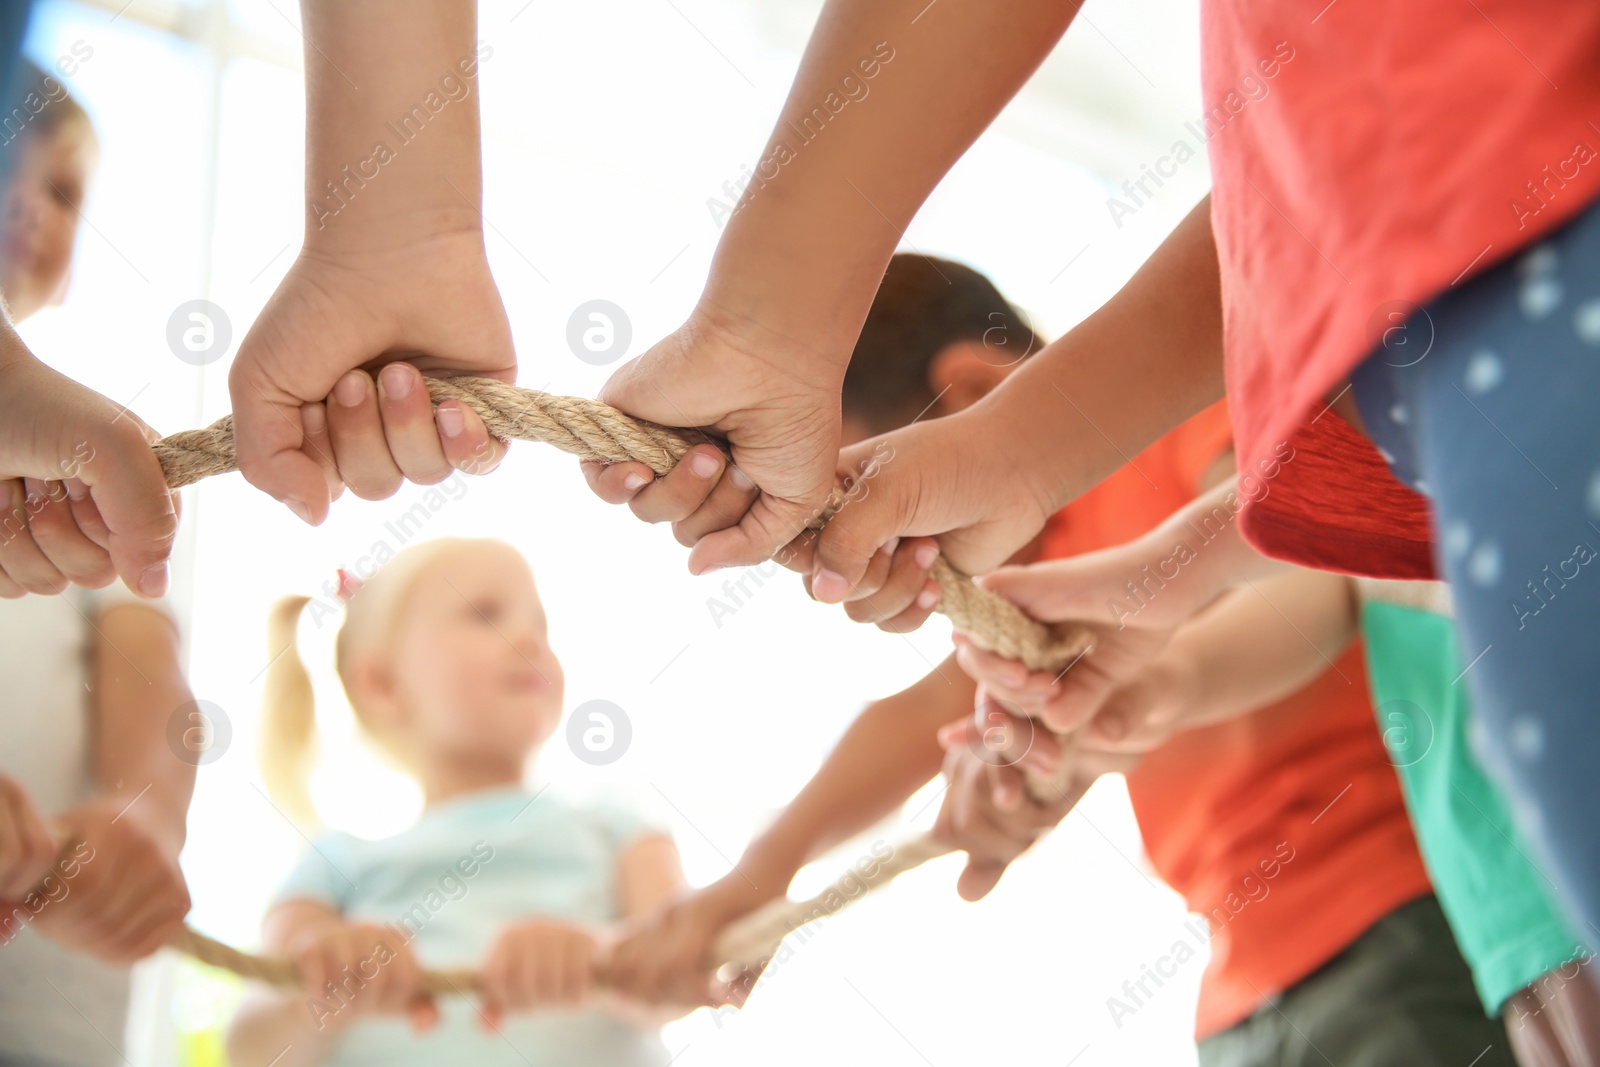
top-left (18, 0), bottom-right (1211, 1062)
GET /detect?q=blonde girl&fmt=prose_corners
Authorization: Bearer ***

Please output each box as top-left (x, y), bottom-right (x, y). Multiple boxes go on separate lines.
top-left (226, 537), bottom-right (688, 1067)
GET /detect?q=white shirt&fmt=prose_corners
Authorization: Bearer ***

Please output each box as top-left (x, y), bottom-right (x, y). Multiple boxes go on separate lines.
top-left (0, 585), bottom-right (169, 1067)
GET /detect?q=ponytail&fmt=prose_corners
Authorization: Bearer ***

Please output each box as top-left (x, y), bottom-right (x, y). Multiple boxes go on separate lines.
top-left (259, 595), bottom-right (320, 829)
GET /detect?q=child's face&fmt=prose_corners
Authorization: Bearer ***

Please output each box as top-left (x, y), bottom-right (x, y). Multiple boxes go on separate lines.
top-left (1, 124), bottom-right (93, 321)
top-left (381, 544), bottom-right (566, 769)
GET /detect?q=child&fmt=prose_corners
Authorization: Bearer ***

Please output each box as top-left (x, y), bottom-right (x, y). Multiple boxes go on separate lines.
top-left (608, 256), bottom-right (1510, 1063)
top-left (1357, 580), bottom-right (1600, 1066)
top-left (0, 61), bottom-right (196, 1066)
top-left (958, 481), bottom-right (1600, 1064)
top-left (579, 1), bottom-right (1600, 940)
top-left (0, 58), bottom-right (178, 599)
top-left (225, 537), bottom-right (689, 1067)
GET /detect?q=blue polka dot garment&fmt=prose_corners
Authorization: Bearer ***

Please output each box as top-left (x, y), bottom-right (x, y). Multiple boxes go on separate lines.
top-left (1352, 195), bottom-right (1600, 951)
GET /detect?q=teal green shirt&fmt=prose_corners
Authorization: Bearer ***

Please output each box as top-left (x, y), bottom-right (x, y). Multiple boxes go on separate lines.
top-left (274, 785), bottom-right (670, 1067)
top-left (1361, 600), bottom-right (1582, 1014)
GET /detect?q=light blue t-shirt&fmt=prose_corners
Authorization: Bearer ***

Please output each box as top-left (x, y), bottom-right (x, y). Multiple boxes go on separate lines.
top-left (273, 785), bottom-right (671, 1067)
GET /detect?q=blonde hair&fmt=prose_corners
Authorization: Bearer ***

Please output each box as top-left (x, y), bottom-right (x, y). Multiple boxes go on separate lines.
top-left (259, 538), bottom-right (507, 827)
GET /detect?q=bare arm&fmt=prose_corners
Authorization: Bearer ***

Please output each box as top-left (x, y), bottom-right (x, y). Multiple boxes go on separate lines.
top-left (806, 196), bottom-right (1225, 603)
top-left (87, 604), bottom-right (193, 849)
top-left (704, 0), bottom-right (1084, 356)
top-left (601, 836), bottom-right (695, 1026)
top-left (606, 657), bottom-right (972, 1004)
top-left (735, 655), bottom-right (971, 891)
top-left (1171, 569), bottom-right (1360, 731)
top-left (231, 0), bottom-right (511, 523)
top-left (35, 603), bottom-right (194, 962)
top-left (595, 0), bottom-right (1087, 567)
top-left (225, 900), bottom-right (349, 1067)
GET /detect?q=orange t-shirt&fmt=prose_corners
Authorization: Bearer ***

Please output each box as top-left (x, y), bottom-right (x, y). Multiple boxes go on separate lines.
top-left (1038, 400), bottom-right (1433, 1039)
top-left (1204, 0), bottom-right (1600, 578)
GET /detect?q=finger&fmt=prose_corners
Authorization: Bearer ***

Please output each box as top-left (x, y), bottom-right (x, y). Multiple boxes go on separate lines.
top-left (670, 463), bottom-right (761, 548)
top-left (298, 401), bottom-right (344, 504)
top-left (82, 869), bottom-right (165, 959)
top-left (716, 963), bottom-right (766, 1007)
top-left (1017, 727), bottom-right (1066, 778)
top-left (580, 460), bottom-right (657, 505)
top-left (605, 931), bottom-right (640, 995)
top-left (103, 883), bottom-right (189, 961)
top-left (1039, 651), bottom-right (1126, 735)
top-left (389, 948), bottom-right (426, 1014)
top-left (326, 370), bottom-right (404, 500)
top-left (409, 997), bottom-right (440, 1034)
top-left (627, 445), bottom-right (725, 526)
top-left (559, 936), bottom-right (590, 1003)
top-left (479, 947), bottom-right (510, 1012)
top-left (436, 401), bottom-right (507, 477)
top-left (297, 946), bottom-right (327, 998)
top-left (773, 528), bottom-right (818, 577)
top-left (953, 635), bottom-right (1058, 696)
top-left (637, 921), bottom-right (698, 1003)
top-left (228, 358), bottom-right (331, 525)
top-left (688, 490), bottom-right (833, 577)
top-left (22, 478), bottom-right (114, 588)
top-left (826, 539), bottom-right (894, 613)
top-left (871, 577), bottom-right (944, 633)
top-left (533, 938), bottom-right (564, 1004)
top-left (1082, 684), bottom-right (1157, 751)
top-left (805, 472), bottom-right (914, 604)
top-left (974, 563), bottom-right (1100, 623)
top-left (988, 763), bottom-right (1024, 813)
top-left (936, 717), bottom-right (977, 753)
top-left (376, 363), bottom-right (454, 486)
top-left (844, 539), bottom-right (941, 628)
top-left (64, 484), bottom-right (111, 550)
top-left (0, 480), bottom-right (69, 594)
top-left (837, 537), bottom-right (915, 623)
top-left (513, 940), bottom-right (541, 1009)
top-left (0, 789), bottom-right (57, 899)
top-left (956, 860), bottom-right (1008, 903)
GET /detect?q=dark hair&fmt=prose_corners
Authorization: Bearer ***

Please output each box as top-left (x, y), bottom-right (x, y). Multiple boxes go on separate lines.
top-left (842, 253), bottom-right (1038, 432)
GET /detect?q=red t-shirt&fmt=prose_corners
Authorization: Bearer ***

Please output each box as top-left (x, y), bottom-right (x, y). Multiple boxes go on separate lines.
top-left (1205, 0), bottom-right (1600, 577)
top-left (1038, 400), bottom-right (1433, 1039)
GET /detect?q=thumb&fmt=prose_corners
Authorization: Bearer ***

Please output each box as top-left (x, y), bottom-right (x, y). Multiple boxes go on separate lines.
top-left (976, 554), bottom-right (1119, 625)
top-left (227, 347), bottom-right (332, 526)
top-left (77, 421), bottom-right (179, 598)
top-left (690, 490), bottom-right (832, 574)
top-left (956, 860), bottom-right (1007, 902)
top-left (808, 470), bottom-right (908, 603)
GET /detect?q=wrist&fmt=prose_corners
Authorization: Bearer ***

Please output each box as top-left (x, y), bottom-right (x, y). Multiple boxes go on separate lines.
top-left (92, 791), bottom-right (187, 859)
top-left (965, 401), bottom-right (1056, 533)
top-left (1156, 637), bottom-right (1211, 729)
top-left (723, 838), bottom-right (804, 905)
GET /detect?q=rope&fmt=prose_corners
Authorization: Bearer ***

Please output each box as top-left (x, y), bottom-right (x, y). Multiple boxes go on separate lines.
top-left (144, 375), bottom-right (1092, 991)
top-left (169, 832), bottom-right (956, 994)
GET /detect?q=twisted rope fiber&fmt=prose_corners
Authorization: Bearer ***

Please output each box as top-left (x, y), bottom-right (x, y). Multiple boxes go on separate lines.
top-left (151, 375), bottom-right (1091, 991)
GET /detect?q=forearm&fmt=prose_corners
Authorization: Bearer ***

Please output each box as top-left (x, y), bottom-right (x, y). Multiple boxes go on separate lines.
top-left (226, 992), bottom-right (335, 1067)
top-left (1172, 568), bottom-right (1359, 729)
top-left (90, 605), bottom-right (194, 854)
top-left (1116, 477), bottom-right (1296, 629)
top-left (300, 0), bottom-right (486, 246)
top-left (739, 657), bottom-right (972, 888)
top-left (971, 195), bottom-right (1225, 513)
top-left (703, 0), bottom-right (1078, 362)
